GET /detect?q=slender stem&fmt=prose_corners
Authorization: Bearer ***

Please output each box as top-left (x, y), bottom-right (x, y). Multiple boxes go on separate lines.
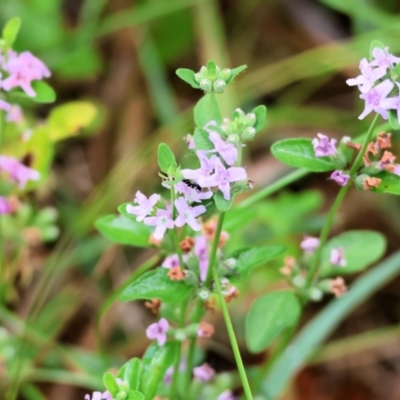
top-left (213, 269), bottom-right (254, 400)
top-left (0, 110), bottom-right (4, 305)
top-left (306, 114), bottom-right (380, 287)
top-left (237, 169), bottom-right (309, 210)
top-left (184, 213), bottom-right (226, 392)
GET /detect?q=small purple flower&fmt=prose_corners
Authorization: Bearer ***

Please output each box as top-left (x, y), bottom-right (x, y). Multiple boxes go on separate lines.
top-left (330, 247), bottom-right (347, 267)
top-left (300, 236), bottom-right (320, 254)
top-left (174, 196), bottom-right (206, 231)
top-left (217, 390), bottom-right (237, 400)
top-left (346, 58), bottom-right (386, 93)
top-left (359, 79), bottom-right (394, 120)
top-left (84, 392), bottom-right (110, 400)
top-left (0, 197), bottom-right (12, 215)
top-left (208, 129), bottom-right (238, 166)
top-left (198, 158), bottom-right (247, 201)
top-left (312, 133), bottom-right (337, 157)
top-left (162, 254), bottom-right (180, 268)
top-left (0, 155), bottom-right (40, 188)
top-left (182, 151), bottom-right (218, 182)
top-left (193, 363), bottom-right (215, 382)
top-left (195, 236), bottom-right (209, 281)
top-left (330, 170), bottom-right (350, 186)
top-left (175, 181), bottom-right (213, 203)
top-left (144, 208), bottom-right (174, 240)
top-left (126, 191), bottom-right (160, 221)
top-left (381, 82), bottom-right (400, 124)
top-left (146, 318), bottom-right (169, 346)
top-left (370, 47), bottom-right (400, 70)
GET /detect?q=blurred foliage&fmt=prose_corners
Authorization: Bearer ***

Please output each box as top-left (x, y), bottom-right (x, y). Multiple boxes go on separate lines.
top-left (2, 0), bottom-right (400, 399)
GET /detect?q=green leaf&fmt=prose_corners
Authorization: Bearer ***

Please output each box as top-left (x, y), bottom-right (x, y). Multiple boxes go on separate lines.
top-left (230, 245), bottom-right (286, 281)
top-left (261, 250), bottom-right (400, 399)
top-left (47, 101), bottom-right (97, 142)
top-left (320, 230), bottom-right (386, 277)
top-left (206, 60), bottom-right (218, 80)
top-left (214, 191), bottom-right (234, 212)
top-left (95, 214), bottom-right (152, 247)
top-left (176, 68), bottom-right (200, 89)
top-left (372, 171), bottom-right (400, 195)
top-left (118, 358), bottom-right (142, 391)
top-left (246, 291), bottom-right (301, 353)
top-left (271, 138), bottom-right (341, 172)
top-left (120, 268), bottom-right (193, 303)
top-left (194, 127), bottom-right (214, 151)
top-left (126, 391), bottom-right (145, 400)
top-left (194, 93), bottom-right (222, 127)
top-left (158, 143), bottom-right (177, 174)
top-left (103, 372), bottom-right (119, 396)
top-left (369, 40), bottom-right (386, 60)
top-left (2, 17), bottom-right (21, 47)
top-left (9, 81), bottom-right (56, 104)
top-left (388, 110), bottom-right (400, 130)
top-left (141, 342), bottom-right (179, 399)
top-left (253, 105), bottom-right (267, 132)
top-left (226, 65), bottom-right (247, 84)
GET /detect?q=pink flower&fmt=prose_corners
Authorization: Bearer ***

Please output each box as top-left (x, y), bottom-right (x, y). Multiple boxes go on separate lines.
top-left (6, 105), bottom-right (23, 123)
top-left (370, 47), bottom-right (400, 70)
top-left (162, 254), bottom-right (180, 268)
top-left (330, 170), bottom-right (350, 186)
top-left (146, 318), bottom-right (169, 346)
top-left (174, 196), bottom-right (206, 231)
top-left (193, 363), bottom-right (215, 382)
top-left (126, 191), bottom-right (160, 221)
top-left (346, 58), bottom-right (386, 93)
top-left (194, 236), bottom-right (209, 281)
top-left (84, 392), bottom-right (111, 400)
top-left (144, 208), bottom-right (174, 240)
top-left (358, 79), bottom-right (394, 120)
top-left (217, 390), bottom-right (237, 400)
top-left (208, 129), bottom-right (238, 166)
top-left (198, 158), bottom-right (247, 201)
top-left (330, 247), bottom-right (346, 267)
top-left (300, 236), bottom-right (319, 254)
top-left (0, 155), bottom-right (40, 188)
top-left (175, 181), bottom-right (212, 203)
top-left (312, 133), bottom-right (337, 157)
top-left (0, 197), bottom-right (12, 214)
top-left (182, 151), bottom-right (218, 182)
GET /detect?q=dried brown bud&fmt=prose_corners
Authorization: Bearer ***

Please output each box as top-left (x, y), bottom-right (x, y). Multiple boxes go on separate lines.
top-left (376, 132), bottom-right (392, 149)
top-left (144, 299), bottom-right (161, 314)
top-left (329, 277), bottom-right (347, 297)
top-left (198, 321), bottom-right (215, 338)
top-left (168, 266), bottom-right (186, 281)
top-left (224, 286), bottom-right (239, 303)
top-left (180, 236), bottom-right (195, 253)
top-left (380, 151), bottom-right (396, 172)
top-left (345, 141), bottom-right (362, 151)
top-left (363, 177), bottom-right (381, 190)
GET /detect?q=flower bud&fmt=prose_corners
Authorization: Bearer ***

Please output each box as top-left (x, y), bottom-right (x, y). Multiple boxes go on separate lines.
top-left (174, 329), bottom-right (187, 341)
top-left (194, 72), bottom-right (203, 83)
top-left (242, 126), bottom-right (256, 140)
top-left (200, 78), bottom-right (212, 92)
top-left (292, 274), bottom-right (306, 288)
top-left (119, 381), bottom-right (130, 391)
top-left (219, 68), bottom-right (231, 81)
top-left (233, 108), bottom-right (245, 120)
top-left (200, 66), bottom-right (207, 75)
top-left (198, 288), bottom-right (211, 300)
top-left (213, 79), bottom-right (226, 93)
top-left (227, 134), bottom-right (240, 144)
top-left (117, 393), bottom-right (127, 400)
top-left (244, 113), bottom-right (256, 127)
top-left (307, 287), bottom-right (323, 301)
top-left (224, 258), bottom-right (237, 269)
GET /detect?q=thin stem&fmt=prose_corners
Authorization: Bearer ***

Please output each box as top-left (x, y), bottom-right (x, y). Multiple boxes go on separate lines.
top-left (237, 169), bottom-right (309, 210)
top-left (0, 110), bottom-right (4, 305)
top-left (213, 269), bottom-right (254, 400)
top-left (306, 114), bottom-right (380, 287)
top-left (184, 213), bottom-right (226, 392)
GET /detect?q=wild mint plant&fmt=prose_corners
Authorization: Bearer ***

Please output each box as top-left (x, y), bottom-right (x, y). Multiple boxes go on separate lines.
top-left (94, 40), bottom-right (400, 400)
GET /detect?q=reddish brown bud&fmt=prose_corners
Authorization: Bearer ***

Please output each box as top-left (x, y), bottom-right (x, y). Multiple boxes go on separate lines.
top-left (180, 236), bottom-right (195, 253)
top-left (198, 321), bottom-right (215, 338)
top-left (329, 277), bottom-right (347, 297)
top-left (280, 256), bottom-right (296, 276)
top-left (144, 299), bottom-right (161, 314)
top-left (376, 132), bottom-right (392, 149)
top-left (363, 177), bottom-right (381, 190)
top-left (168, 266), bottom-right (186, 281)
top-left (345, 142), bottom-right (362, 151)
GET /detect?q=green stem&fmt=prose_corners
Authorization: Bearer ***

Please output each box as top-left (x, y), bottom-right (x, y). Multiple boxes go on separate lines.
top-left (184, 213), bottom-right (226, 392)
top-left (237, 169), bottom-right (309, 210)
top-left (0, 110), bottom-right (4, 305)
top-left (306, 114), bottom-right (380, 287)
top-left (212, 268), bottom-right (254, 400)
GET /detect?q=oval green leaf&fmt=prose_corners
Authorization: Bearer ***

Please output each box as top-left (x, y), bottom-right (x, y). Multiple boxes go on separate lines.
top-left (226, 64), bottom-right (247, 84)
top-left (158, 143), bottom-right (177, 174)
top-left (118, 358), bottom-right (142, 391)
top-left (103, 372), bottom-right (119, 396)
top-left (95, 214), bottom-right (152, 247)
top-left (373, 171), bottom-right (400, 195)
top-left (214, 191), bottom-right (234, 212)
top-left (176, 68), bottom-right (200, 89)
top-left (253, 105), bottom-right (267, 132)
top-left (194, 93), bottom-right (222, 127)
top-left (2, 17), bottom-right (21, 47)
top-left (246, 291), bottom-right (301, 353)
top-left (229, 245), bottom-right (286, 281)
top-left (120, 268), bottom-right (193, 303)
top-left (271, 138), bottom-right (340, 172)
top-left (320, 230), bottom-right (386, 277)
top-left (194, 127), bottom-right (214, 151)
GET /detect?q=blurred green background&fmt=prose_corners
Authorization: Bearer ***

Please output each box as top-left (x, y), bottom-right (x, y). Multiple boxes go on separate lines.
top-left (2, 0), bottom-right (400, 399)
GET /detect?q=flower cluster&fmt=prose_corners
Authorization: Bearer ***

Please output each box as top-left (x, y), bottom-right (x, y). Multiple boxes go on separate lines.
top-left (280, 235), bottom-right (348, 300)
top-left (346, 47), bottom-right (400, 122)
top-left (194, 63), bottom-right (232, 93)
